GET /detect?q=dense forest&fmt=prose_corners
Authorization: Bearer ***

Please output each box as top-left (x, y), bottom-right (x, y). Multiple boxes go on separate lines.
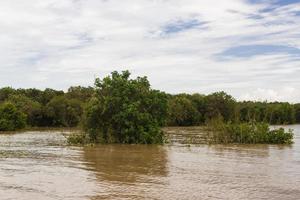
top-left (0, 86), bottom-right (93, 130)
top-left (0, 71), bottom-right (299, 132)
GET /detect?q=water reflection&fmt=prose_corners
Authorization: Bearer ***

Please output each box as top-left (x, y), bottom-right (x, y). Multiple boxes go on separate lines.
top-left (0, 126), bottom-right (300, 200)
top-left (82, 145), bottom-right (168, 199)
top-left (83, 145), bottom-right (168, 183)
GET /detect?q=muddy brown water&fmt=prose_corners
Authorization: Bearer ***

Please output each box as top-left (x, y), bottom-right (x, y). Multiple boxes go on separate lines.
top-left (0, 125), bottom-right (300, 200)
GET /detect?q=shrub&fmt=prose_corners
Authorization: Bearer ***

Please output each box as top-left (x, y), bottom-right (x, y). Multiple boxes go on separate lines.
top-left (206, 117), bottom-right (293, 144)
top-left (67, 132), bottom-right (87, 145)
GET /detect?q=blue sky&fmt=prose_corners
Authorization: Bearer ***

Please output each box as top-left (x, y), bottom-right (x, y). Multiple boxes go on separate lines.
top-left (249, 0), bottom-right (300, 6)
top-left (162, 19), bottom-right (207, 35)
top-left (0, 0), bottom-right (300, 102)
top-left (220, 45), bottom-right (300, 58)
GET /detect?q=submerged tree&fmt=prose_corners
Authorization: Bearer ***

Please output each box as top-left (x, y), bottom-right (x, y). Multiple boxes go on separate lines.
top-left (82, 71), bottom-right (168, 144)
top-left (206, 117), bottom-right (294, 144)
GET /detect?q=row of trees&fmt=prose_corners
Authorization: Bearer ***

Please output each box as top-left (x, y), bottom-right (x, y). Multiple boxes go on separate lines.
top-left (0, 72), bottom-right (300, 132)
top-left (0, 86), bottom-right (93, 130)
top-left (167, 93), bottom-right (300, 126)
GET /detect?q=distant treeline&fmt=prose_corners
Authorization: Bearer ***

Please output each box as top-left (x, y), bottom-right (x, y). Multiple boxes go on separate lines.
top-left (0, 86), bottom-right (93, 130)
top-left (0, 83), bottom-right (300, 131)
top-left (167, 92), bottom-right (300, 126)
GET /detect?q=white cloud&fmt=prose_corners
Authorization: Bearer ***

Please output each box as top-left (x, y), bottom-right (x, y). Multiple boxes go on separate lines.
top-left (239, 87), bottom-right (300, 103)
top-left (0, 0), bottom-right (299, 102)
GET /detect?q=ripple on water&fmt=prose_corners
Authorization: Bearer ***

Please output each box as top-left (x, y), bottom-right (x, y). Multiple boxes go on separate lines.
top-left (0, 126), bottom-right (300, 200)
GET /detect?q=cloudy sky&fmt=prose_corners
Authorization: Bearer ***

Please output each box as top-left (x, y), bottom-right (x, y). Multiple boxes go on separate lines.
top-left (0, 0), bottom-right (300, 102)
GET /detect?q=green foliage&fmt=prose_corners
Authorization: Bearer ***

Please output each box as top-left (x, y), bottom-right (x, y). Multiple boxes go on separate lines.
top-left (67, 132), bottom-right (88, 145)
top-left (189, 93), bottom-right (206, 123)
top-left (0, 87), bottom-right (15, 102)
top-left (204, 92), bottom-right (236, 122)
top-left (81, 71), bottom-right (168, 144)
top-left (15, 88), bottom-right (64, 105)
top-left (67, 86), bottom-right (94, 102)
top-left (167, 95), bottom-right (200, 126)
top-left (45, 96), bottom-right (83, 127)
top-left (238, 101), bottom-right (296, 125)
top-left (7, 95), bottom-right (42, 126)
top-left (166, 91), bottom-right (236, 126)
top-left (166, 92), bottom-right (298, 127)
top-left (295, 104), bottom-right (300, 123)
top-left (0, 87), bottom-right (85, 128)
top-left (0, 71), bottom-right (299, 132)
top-left (206, 117), bottom-right (294, 144)
top-left (0, 102), bottom-right (26, 131)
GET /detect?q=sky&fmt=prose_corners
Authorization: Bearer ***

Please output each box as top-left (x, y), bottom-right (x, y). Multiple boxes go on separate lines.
top-left (0, 0), bottom-right (300, 103)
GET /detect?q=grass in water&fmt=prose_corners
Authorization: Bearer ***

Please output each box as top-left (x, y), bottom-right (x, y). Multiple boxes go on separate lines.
top-left (206, 117), bottom-right (294, 144)
top-left (67, 132), bottom-right (89, 145)
top-left (68, 118), bottom-right (294, 145)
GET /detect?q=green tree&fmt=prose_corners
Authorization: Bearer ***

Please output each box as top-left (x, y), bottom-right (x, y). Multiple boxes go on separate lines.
top-left (42, 88), bottom-right (64, 105)
top-left (0, 87), bottom-right (15, 102)
top-left (167, 95), bottom-right (200, 126)
top-left (0, 102), bottom-right (26, 131)
top-left (269, 103), bottom-right (295, 124)
top-left (295, 104), bottom-right (300, 123)
top-left (16, 88), bottom-right (44, 104)
top-left (83, 71), bottom-right (168, 144)
top-left (189, 93), bottom-right (206, 123)
top-left (7, 95), bottom-right (42, 126)
top-left (67, 86), bottom-right (94, 102)
top-left (45, 96), bottom-right (83, 127)
top-left (204, 92), bottom-right (236, 122)
top-left (238, 102), bottom-right (267, 123)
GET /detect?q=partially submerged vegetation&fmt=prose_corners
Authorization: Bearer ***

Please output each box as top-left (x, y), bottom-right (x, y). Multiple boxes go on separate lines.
top-left (0, 70), bottom-right (298, 144)
top-left (205, 117), bottom-right (294, 144)
top-left (71, 71), bottom-right (168, 144)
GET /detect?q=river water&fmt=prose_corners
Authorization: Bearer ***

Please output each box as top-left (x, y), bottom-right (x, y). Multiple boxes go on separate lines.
top-left (0, 125), bottom-right (299, 200)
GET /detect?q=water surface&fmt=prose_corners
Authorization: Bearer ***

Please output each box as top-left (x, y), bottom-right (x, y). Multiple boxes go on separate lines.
top-left (0, 126), bottom-right (300, 200)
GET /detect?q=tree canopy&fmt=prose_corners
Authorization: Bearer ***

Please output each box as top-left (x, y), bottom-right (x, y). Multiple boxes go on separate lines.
top-left (83, 71), bottom-right (168, 144)
top-left (0, 102), bottom-right (26, 131)
top-left (0, 71), bottom-right (299, 133)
